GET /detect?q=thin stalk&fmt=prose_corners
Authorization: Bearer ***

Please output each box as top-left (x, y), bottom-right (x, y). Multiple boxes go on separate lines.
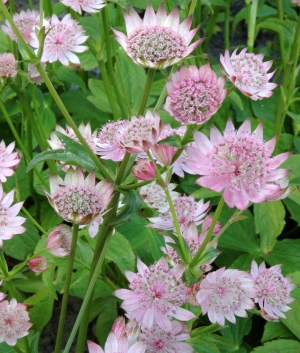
top-left (0, 100), bottom-right (49, 189)
top-left (39, 0), bottom-right (44, 29)
top-left (247, 0), bottom-right (259, 52)
top-left (274, 13), bottom-right (300, 144)
top-left (189, 196), bottom-right (225, 268)
top-left (21, 207), bottom-right (48, 235)
top-left (188, 0), bottom-right (197, 16)
top-left (0, 2), bottom-right (114, 181)
top-left (113, 41), bottom-right (132, 116)
top-left (25, 106), bottom-right (35, 202)
top-left (277, 0), bottom-right (286, 69)
top-left (54, 224), bottom-right (79, 353)
top-left (118, 179), bottom-right (153, 191)
top-left (63, 231), bottom-right (112, 353)
top-left (30, 84), bottom-right (48, 141)
top-left (23, 337), bottom-right (31, 353)
top-left (202, 6), bottom-right (220, 53)
top-left (11, 84), bottom-right (57, 175)
top-left (154, 66), bottom-right (177, 111)
top-left (28, 0), bottom-right (33, 10)
top-left (138, 68), bottom-right (156, 115)
top-left (102, 7), bottom-right (128, 118)
top-left (224, 0), bottom-right (230, 50)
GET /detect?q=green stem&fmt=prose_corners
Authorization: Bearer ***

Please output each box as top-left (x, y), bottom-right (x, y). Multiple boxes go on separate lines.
top-left (154, 66), bottom-right (177, 111)
top-left (202, 6), bottom-right (220, 53)
top-left (0, 100), bottom-right (49, 189)
top-left (247, 0), bottom-right (259, 52)
top-left (26, 109), bottom-right (35, 203)
top-left (189, 196), bottom-right (225, 268)
top-left (188, 0), bottom-right (197, 16)
top-left (138, 68), bottom-right (156, 115)
top-left (102, 7), bottom-right (128, 118)
top-left (30, 84), bottom-right (48, 141)
top-left (54, 224), bottom-right (79, 353)
top-left (64, 231), bottom-right (112, 353)
top-left (0, 251), bottom-right (17, 298)
top-left (40, 0), bottom-right (44, 29)
top-left (74, 196), bottom-right (119, 353)
top-left (23, 336), bottom-right (30, 353)
top-left (277, 0), bottom-right (286, 69)
top-left (118, 179), bottom-right (153, 191)
top-left (21, 207), bottom-right (48, 236)
top-left (224, 0), bottom-right (230, 49)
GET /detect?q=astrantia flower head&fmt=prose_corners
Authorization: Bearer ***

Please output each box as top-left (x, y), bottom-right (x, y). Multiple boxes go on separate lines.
top-left (139, 179), bottom-right (179, 213)
top-left (48, 122), bottom-right (98, 153)
top-left (164, 64), bottom-right (227, 125)
top-left (95, 120), bottom-right (128, 162)
top-left (46, 224), bottom-right (72, 257)
top-left (0, 185), bottom-right (26, 247)
top-left (30, 14), bottom-right (88, 66)
top-left (185, 118), bottom-right (291, 210)
top-left (220, 48), bottom-right (277, 100)
top-left (116, 111), bottom-right (163, 154)
top-left (46, 168), bottom-right (114, 229)
top-left (0, 53), bottom-right (17, 78)
top-left (2, 10), bottom-right (40, 44)
top-left (29, 256), bottom-right (48, 273)
top-left (0, 140), bottom-right (21, 182)
top-left (250, 260), bottom-right (295, 320)
top-left (148, 195), bottom-right (209, 232)
top-left (132, 159), bottom-right (156, 181)
top-left (196, 267), bottom-right (256, 326)
top-left (113, 3), bottom-right (204, 69)
top-left (60, 0), bottom-right (105, 14)
top-left (0, 298), bottom-right (32, 346)
top-left (139, 321), bottom-right (193, 353)
top-left (114, 257), bottom-right (195, 332)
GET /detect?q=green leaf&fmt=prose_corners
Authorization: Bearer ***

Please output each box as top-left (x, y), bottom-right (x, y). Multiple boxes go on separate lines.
top-left (220, 316), bottom-right (252, 347)
top-left (228, 91), bottom-right (243, 111)
top-left (0, 342), bottom-right (15, 353)
top-left (287, 111), bottom-right (300, 124)
top-left (283, 198), bottom-right (300, 225)
top-left (2, 214), bottom-right (40, 260)
top-left (254, 201), bottom-right (285, 253)
top-left (42, 264), bottom-right (58, 299)
top-left (24, 288), bottom-right (54, 331)
top-left (202, 0), bottom-right (227, 6)
top-left (251, 339), bottom-right (300, 353)
top-left (56, 66), bottom-right (87, 92)
top-left (262, 321), bottom-right (295, 342)
top-left (264, 239), bottom-right (300, 275)
top-left (150, 79), bottom-right (166, 96)
top-left (95, 297), bottom-right (118, 346)
top-left (280, 288), bottom-right (300, 340)
top-left (251, 91), bottom-right (280, 123)
top-left (40, 201), bottom-right (62, 230)
top-left (106, 232), bottom-right (135, 273)
top-left (218, 207), bottom-right (260, 253)
top-left (158, 134), bottom-right (182, 147)
top-left (108, 190), bottom-right (143, 226)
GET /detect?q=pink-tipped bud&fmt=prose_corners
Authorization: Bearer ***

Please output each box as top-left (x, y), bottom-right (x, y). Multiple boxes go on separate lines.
top-left (29, 256), bottom-right (48, 273)
top-left (46, 224), bottom-right (72, 257)
top-left (202, 215), bottom-right (222, 235)
top-left (131, 159), bottom-right (156, 181)
top-left (186, 283), bottom-right (201, 306)
top-left (112, 316), bottom-right (126, 340)
top-left (151, 143), bottom-right (176, 166)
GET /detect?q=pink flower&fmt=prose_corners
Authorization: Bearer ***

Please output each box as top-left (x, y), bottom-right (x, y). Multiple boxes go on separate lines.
top-left (0, 53), bottom-right (17, 78)
top-left (186, 283), bottom-right (201, 307)
top-left (60, 0), bottom-right (105, 14)
top-left (112, 3), bottom-right (204, 69)
top-left (30, 14), bottom-right (88, 66)
top-left (2, 10), bottom-right (40, 44)
top-left (139, 179), bottom-right (179, 213)
top-left (45, 168), bottom-right (114, 233)
top-left (29, 256), bottom-right (48, 273)
top-left (196, 267), bottom-right (256, 326)
top-left (48, 122), bottom-right (98, 153)
top-left (46, 224), bottom-right (72, 257)
top-left (292, 0), bottom-right (300, 5)
top-left (114, 257), bottom-right (195, 332)
top-left (185, 118), bottom-right (291, 210)
top-left (116, 111), bottom-right (163, 154)
top-left (0, 140), bottom-right (21, 182)
top-left (0, 185), bottom-right (26, 247)
top-left (0, 298), bottom-right (32, 346)
top-left (95, 120), bottom-right (128, 162)
top-left (163, 221), bottom-right (221, 272)
top-left (87, 317), bottom-right (146, 353)
top-left (132, 159), bottom-right (156, 180)
top-left (220, 48), bottom-right (277, 100)
top-left (250, 260), bottom-right (295, 320)
top-left (139, 321), bottom-right (193, 353)
top-left (148, 195), bottom-right (209, 232)
top-left (164, 64), bottom-right (227, 125)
